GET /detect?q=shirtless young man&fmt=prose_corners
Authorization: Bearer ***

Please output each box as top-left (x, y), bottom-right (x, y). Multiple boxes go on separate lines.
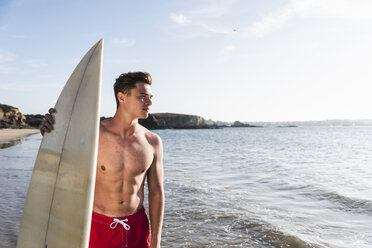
top-left (40, 72), bottom-right (164, 248)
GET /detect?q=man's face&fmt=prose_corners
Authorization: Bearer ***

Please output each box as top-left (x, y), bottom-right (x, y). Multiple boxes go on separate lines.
top-left (125, 82), bottom-right (153, 119)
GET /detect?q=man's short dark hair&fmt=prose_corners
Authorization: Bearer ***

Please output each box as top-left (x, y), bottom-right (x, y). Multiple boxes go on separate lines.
top-left (114, 72), bottom-right (152, 109)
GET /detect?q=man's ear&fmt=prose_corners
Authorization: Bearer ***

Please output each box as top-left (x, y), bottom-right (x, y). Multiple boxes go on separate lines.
top-left (117, 92), bottom-right (125, 102)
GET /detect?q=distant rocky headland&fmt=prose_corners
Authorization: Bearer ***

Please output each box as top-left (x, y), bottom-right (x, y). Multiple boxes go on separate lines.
top-left (0, 104), bottom-right (221, 130)
top-left (0, 103), bottom-right (257, 130)
top-left (139, 113), bottom-right (218, 129)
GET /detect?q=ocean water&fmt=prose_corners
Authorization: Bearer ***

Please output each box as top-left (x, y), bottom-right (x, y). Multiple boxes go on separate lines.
top-left (0, 126), bottom-right (372, 247)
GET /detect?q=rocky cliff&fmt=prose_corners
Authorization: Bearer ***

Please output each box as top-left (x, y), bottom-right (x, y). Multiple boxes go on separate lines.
top-left (140, 113), bottom-right (217, 129)
top-left (0, 104), bottom-right (28, 128)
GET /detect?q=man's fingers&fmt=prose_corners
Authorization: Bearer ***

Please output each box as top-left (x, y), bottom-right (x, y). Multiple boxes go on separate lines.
top-left (40, 108), bottom-right (56, 136)
top-left (48, 108), bottom-right (56, 114)
top-left (45, 113), bottom-right (55, 124)
top-left (43, 120), bottom-right (54, 132)
top-left (39, 119), bottom-right (54, 136)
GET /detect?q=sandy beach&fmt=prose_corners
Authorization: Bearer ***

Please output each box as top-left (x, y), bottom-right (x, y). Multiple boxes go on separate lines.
top-left (0, 129), bottom-right (39, 143)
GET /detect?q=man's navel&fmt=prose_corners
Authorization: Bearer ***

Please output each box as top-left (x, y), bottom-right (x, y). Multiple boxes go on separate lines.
top-left (100, 165), bottom-right (106, 171)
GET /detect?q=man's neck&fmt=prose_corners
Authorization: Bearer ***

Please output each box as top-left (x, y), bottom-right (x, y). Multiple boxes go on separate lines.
top-left (110, 110), bottom-right (138, 139)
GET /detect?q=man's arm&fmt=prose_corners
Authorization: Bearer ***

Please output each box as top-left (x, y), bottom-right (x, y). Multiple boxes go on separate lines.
top-left (147, 134), bottom-right (165, 248)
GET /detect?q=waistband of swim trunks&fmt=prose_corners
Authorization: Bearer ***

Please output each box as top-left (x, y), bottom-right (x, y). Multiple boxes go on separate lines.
top-left (92, 207), bottom-right (146, 224)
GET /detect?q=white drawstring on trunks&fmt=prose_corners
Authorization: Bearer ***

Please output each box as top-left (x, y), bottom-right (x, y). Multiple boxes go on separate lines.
top-left (110, 218), bottom-right (131, 230)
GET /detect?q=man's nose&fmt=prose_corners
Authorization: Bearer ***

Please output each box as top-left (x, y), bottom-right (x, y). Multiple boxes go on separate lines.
top-left (146, 98), bottom-right (152, 106)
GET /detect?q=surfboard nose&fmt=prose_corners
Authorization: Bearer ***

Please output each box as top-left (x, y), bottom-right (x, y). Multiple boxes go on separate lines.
top-left (97, 38), bottom-right (104, 48)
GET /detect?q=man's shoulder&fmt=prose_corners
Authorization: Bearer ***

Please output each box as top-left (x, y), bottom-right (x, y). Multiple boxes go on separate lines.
top-left (139, 125), bottom-right (162, 148)
top-left (99, 119), bottom-right (110, 128)
top-left (99, 119), bottom-right (111, 135)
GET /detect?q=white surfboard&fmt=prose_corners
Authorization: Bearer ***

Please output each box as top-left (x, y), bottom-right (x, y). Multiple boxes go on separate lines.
top-left (17, 39), bottom-right (103, 248)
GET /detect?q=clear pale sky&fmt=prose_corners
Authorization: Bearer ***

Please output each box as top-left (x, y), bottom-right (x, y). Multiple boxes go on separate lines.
top-left (1, 0), bottom-right (372, 122)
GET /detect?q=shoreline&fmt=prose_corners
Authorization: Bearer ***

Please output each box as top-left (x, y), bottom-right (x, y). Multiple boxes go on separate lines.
top-left (0, 128), bottom-right (40, 143)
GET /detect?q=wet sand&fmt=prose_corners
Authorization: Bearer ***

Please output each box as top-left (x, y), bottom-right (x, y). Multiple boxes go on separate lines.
top-left (0, 129), bottom-right (39, 143)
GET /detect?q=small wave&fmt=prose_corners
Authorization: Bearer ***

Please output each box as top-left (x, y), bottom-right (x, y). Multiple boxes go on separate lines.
top-left (163, 205), bottom-right (324, 248)
top-left (227, 218), bottom-right (324, 248)
top-left (162, 182), bottom-right (323, 248)
top-left (317, 190), bottom-right (372, 215)
top-left (276, 183), bottom-right (372, 216)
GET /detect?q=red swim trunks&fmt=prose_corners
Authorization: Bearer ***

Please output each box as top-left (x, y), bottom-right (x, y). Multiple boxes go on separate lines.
top-left (89, 207), bottom-right (150, 248)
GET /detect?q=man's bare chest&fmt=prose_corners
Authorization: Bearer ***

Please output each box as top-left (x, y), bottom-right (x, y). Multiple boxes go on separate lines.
top-left (97, 138), bottom-right (154, 175)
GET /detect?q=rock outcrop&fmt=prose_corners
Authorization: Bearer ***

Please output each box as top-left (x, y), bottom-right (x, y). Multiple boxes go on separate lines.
top-left (0, 104), bottom-right (28, 128)
top-left (231, 121), bottom-right (261, 127)
top-left (139, 113), bottom-right (217, 129)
